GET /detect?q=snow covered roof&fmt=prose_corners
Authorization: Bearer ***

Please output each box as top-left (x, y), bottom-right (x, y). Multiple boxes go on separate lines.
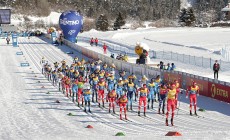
top-left (222, 3), bottom-right (230, 11)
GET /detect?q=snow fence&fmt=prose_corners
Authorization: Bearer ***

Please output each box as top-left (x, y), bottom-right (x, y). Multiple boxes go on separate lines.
top-left (44, 34), bottom-right (230, 103)
top-left (77, 36), bottom-right (230, 71)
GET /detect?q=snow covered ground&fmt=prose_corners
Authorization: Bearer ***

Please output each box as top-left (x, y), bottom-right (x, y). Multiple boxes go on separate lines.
top-left (79, 27), bottom-right (230, 82)
top-left (0, 36), bottom-right (230, 139)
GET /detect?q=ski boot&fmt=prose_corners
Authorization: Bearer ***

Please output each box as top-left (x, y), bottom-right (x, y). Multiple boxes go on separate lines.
top-left (190, 110), bottom-right (192, 116)
top-left (120, 114), bottom-right (122, 120)
top-left (113, 108), bottom-right (116, 114)
top-left (77, 102), bottom-right (80, 107)
top-left (165, 118), bottom-right (168, 126)
top-left (109, 109), bottom-right (111, 113)
top-left (147, 104), bottom-right (150, 109)
top-left (151, 100), bottom-right (154, 109)
top-left (138, 111), bottom-right (140, 116)
top-left (125, 114), bottom-right (128, 120)
top-left (194, 111), bottom-right (197, 116)
top-left (144, 112), bottom-right (146, 117)
top-left (130, 105), bottom-right (133, 111)
top-left (171, 118), bottom-right (174, 126)
top-left (102, 102), bottom-right (105, 108)
top-left (88, 109), bottom-right (91, 113)
top-left (84, 108), bottom-right (86, 112)
top-left (158, 108), bottom-right (160, 114)
top-left (82, 102), bottom-right (84, 107)
top-left (98, 103), bottom-right (101, 107)
top-left (162, 109), bottom-right (165, 114)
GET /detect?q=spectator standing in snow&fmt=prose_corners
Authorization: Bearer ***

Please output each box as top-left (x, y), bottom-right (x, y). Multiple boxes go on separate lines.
top-left (110, 54), bottom-right (115, 58)
top-left (90, 38), bottom-right (94, 46)
top-left (103, 43), bottom-right (107, 54)
top-left (59, 35), bottom-right (63, 46)
top-left (213, 60), bottom-right (220, 79)
top-left (6, 36), bottom-right (10, 44)
top-left (171, 63), bottom-right (176, 70)
top-left (95, 38), bottom-right (98, 46)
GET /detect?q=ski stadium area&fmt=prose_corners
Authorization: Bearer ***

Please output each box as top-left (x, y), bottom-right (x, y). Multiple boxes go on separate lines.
top-left (0, 32), bottom-right (230, 139)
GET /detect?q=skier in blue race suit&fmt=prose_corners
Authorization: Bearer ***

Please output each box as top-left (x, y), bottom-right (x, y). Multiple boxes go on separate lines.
top-left (155, 75), bottom-right (163, 102)
top-left (116, 78), bottom-right (124, 98)
top-left (126, 79), bottom-right (137, 111)
top-left (147, 78), bottom-right (156, 109)
top-left (90, 73), bottom-right (99, 103)
top-left (83, 84), bottom-right (92, 113)
top-left (72, 79), bottom-right (78, 102)
top-left (107, 72), bottom-right (116, 92)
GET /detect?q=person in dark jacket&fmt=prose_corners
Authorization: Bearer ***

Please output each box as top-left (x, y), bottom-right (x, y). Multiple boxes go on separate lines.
top-left (213, 60), bottom-right (220, 79)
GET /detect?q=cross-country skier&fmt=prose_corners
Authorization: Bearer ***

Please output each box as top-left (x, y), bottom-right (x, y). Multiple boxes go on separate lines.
top-left (126, 78), bottom-right (137, 111)
top-left (158, 84), bottom-right (168, 114)
top-left (108, 89), bottom-right (117, 114)
top-left (72, 79), bottom-right (78, 102)
top-left (77, 76), bottom-right (86, 107)
top-left (166, 83), bottom-right (177, 126)
top-left (155, 75), bottom-right (163, 102)
top-left (117, 93), bottom-right (128, 120)
top-left (83, 83), bottom-right (92, 113)
top-left (97, 78), bottom-right (107, 107)
top-left (186, 81), bottom-right (200, 116)
top-left (64, 76), bottom-right (71, 97)
top-left (137, 84), bottom-right (149, 116)
top-left (116, 78), bottom-right (124, 99)
top-left (54, 62), bottom-right (59, 70)
top-left (52, 69), bottom-right (58, 86)
top-left (40, 57), bottom-right (46, 74)
top-left (90, 73), bottom-right (99, 103)
top-left (107, 72), bottom-right (116, 92)
top-left (147, 78), bottom-right (156, 109)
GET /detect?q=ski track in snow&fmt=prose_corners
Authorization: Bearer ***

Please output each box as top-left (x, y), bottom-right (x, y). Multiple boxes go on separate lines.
top-left (0, 36), bottom-right (229, 139)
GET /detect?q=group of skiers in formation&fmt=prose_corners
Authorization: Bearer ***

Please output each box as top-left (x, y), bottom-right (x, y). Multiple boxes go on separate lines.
top-left (40, 56), bottom-right (199, 126)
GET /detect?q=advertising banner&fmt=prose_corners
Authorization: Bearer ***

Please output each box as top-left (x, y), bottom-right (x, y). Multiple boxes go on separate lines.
top-left (208, 82), bottom-right (230, 103)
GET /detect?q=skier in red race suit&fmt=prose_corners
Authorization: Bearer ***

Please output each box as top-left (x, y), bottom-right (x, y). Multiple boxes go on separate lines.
top-left (117, 93), bottom-right (128, 120)
top-left (64, 76), bottom-right (72, 97)
top-left (108, 89), bottom-right (117, 114)
top-left (97, 78), bottom-right (107, 107)
top-left (165, 83), bottom-right (177, 126)
top-left (137, 84), bottom-right (149, 116)
top-left (186, 81), bottom-right (200, 116)
top-left (103, 43), bottom-right (107, 54)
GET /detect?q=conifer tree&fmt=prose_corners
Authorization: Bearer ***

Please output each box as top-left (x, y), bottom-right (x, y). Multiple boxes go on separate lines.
top-left (113, 12), bottom-right (126, 30)
top-left (96, 14), bottom-right (109, 31)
